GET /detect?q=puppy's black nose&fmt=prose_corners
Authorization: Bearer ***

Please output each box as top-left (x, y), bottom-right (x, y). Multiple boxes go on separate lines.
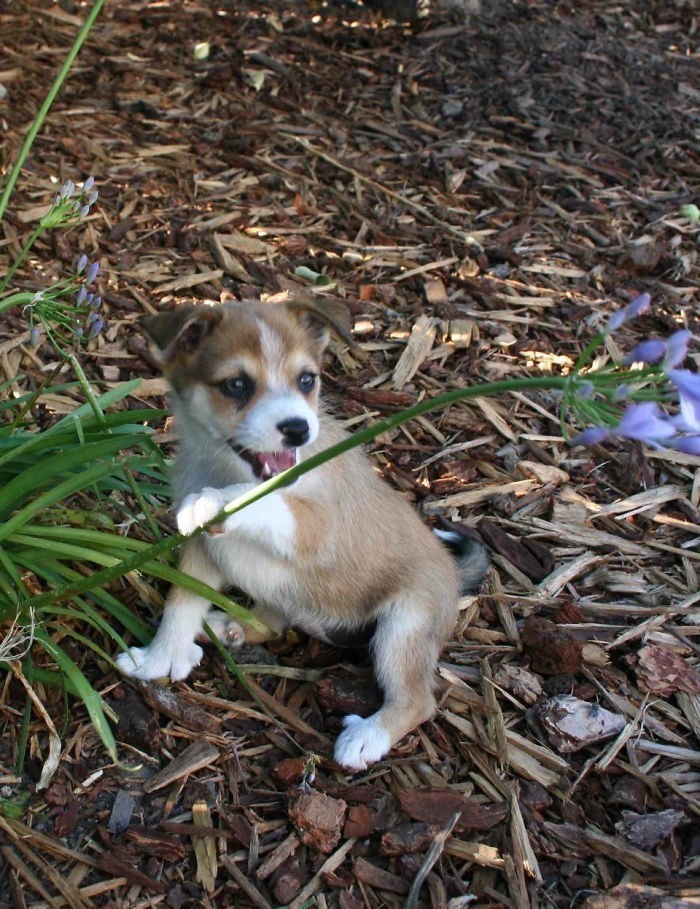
top-left (277, 417), bottom-right (310, 447)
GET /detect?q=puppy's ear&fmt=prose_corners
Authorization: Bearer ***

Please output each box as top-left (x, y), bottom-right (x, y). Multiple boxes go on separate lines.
top-left (141, 304), bottom-right (223, 363)
top-left (287, 299), bottom-right (354, 349)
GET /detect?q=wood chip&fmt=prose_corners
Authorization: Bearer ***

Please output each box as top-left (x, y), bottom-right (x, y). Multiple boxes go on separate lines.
top-left (142, 740), bottom-right (220, 793)
top-left (392, 314), bottom-right (438, 389)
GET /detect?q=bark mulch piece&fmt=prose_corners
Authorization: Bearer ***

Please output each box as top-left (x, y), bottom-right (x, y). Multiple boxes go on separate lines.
top-left (1, 0), bottom-right (699, 906)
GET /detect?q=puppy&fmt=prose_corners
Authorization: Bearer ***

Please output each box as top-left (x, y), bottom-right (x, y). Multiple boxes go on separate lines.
top-left (116, 299), bottom-right (488, 770)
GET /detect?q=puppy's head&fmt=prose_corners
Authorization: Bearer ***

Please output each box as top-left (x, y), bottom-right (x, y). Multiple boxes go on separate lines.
top-left (142, 299), bottom-right (352, 481)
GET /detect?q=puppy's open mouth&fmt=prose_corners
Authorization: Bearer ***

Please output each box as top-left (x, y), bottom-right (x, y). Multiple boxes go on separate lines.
top-left (231, 445), bottom-right (298, 480)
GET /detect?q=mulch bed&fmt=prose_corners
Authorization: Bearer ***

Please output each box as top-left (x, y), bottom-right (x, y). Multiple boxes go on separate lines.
top-left (1, 0), bottom-right (699, 906)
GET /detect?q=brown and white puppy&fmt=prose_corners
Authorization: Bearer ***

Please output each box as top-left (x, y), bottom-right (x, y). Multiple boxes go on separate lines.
top-left (116, 299), bottom-right (488, 770)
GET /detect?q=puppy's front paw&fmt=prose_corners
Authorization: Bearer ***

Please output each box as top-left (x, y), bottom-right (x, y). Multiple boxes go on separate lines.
top-left (334, 714), bottom-right (391, 771)
top-left (177, 485), bottom-right (256, 535)
top-left (115, 642), bottom-right (203, 681)
top-left (177, 489), bottom-right (228, 535)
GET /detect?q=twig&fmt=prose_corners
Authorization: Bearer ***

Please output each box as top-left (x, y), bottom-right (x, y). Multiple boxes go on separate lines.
top-left (287, 838), bottom-right (357, 909)
top-left (221, 855), bottom-right (272, 909)
top-left (405, 811), bottom-right (461, 909)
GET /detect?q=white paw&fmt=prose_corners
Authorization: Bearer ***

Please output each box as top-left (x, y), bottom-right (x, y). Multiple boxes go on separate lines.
top-left (115, 641), bottom-right (203, 681)
top-left (177, 488), bottom-right (227, 535)
top-left (333, 714), bottom-right (391, 771)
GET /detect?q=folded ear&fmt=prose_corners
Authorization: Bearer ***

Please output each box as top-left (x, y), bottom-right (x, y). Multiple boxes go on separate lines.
top-left (141, 304), bottom-right (223, 363)
top-left (286, 298), bottom-right (354, 349)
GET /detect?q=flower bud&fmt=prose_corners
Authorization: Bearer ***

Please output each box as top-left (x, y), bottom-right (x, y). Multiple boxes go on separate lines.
top-left (85, 261), bottom-right (100, 284)
top-left (623, 339), bottom-right (666, 365)
top-left (572, 426), bottom-right (610, 446)
top-left (87, 317), bottom-right (104, 338)
top-left (76, 254), bottom-right (88, 274)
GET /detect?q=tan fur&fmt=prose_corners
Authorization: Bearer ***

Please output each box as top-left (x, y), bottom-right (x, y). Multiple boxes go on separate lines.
top-left (117, 299), bottom-right (486, 770)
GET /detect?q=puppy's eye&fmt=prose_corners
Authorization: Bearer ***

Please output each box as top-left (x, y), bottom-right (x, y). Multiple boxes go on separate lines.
top-left (298, 371), bottom-right (316, 394)
top-left (219, 375), bottom-right (254, 401)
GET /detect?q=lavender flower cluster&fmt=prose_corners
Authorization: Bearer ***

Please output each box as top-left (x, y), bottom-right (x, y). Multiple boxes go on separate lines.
top-left (40, 176), bottom-right (99, 230)
top-left (27, 255), bottom-right (103, 348)
top-left (25, 178), bottom-right (105, 349)
top-left (572, 294), bottom-right (700, 455)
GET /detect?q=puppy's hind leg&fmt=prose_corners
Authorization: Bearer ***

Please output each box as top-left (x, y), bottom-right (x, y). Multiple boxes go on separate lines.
top-left (116, 539), bottom-right (224, 681)
top-left (333, 600), bottom-right (444, 771)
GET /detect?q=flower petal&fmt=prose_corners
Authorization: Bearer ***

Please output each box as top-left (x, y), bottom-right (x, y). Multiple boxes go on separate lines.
top-left (616, 402), bottom-right (675, 443)
top-left (603, 293), bottom-right (651, 334)
top-left (571, 426), bottom-right (610, 446)
top-left (666, 369), bottom-right (700, 431)
top-left (623, 338), bottom-right (666, 365)
top-left (668, 436), bottom-right (700, 455)
top-left (662, 330), bottom-right (692, 370)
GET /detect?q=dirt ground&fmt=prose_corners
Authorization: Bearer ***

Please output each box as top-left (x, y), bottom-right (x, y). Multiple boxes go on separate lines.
top-left (1, 0), bottom-right (699, 906)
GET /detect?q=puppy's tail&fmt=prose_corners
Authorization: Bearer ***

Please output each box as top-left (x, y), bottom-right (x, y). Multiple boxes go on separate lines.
top-left (434, 527), bottom-right (490, 595)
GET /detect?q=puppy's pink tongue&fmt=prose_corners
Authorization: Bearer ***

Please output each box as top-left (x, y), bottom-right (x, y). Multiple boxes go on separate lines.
top-left (253, 450), bottom-right (296, 478)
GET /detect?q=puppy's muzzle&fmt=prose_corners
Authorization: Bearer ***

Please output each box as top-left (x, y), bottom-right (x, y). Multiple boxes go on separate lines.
top-left (277, 417), bottom-right (310, 448)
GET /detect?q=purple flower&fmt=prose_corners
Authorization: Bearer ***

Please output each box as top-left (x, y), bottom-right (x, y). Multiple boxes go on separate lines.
top-left (83, 176), bottom-right (95, 192)
top-left (668, 436), bottom-right (700, 455)
top-left (623, 338), bottom-right (666, 365)
top-left (663, 330), bottom-right (692, 369)
top-left (59, 179), bottom-right (75, 200)
top-left (87, 317), bottom-right (103, 339)
top-left (85, 261), bottom-right (99, 284)
top-left (79, 205), bottom-right (90, 219)
top-left (604, 293), bottom-right (651, 333)
top-left (666, 369), bottom-right (700, 430)
top-left (75, 286), bottom-right (87, 305)
top-left (613, 383), bottom-right (634, 401)
top-left (616, 402), bottom-right (675, 445)
top-left (76, 254), bottom-right (88, 274)
top-left (29, 326), bottom-right (42, 347)
top-left (572, 426), bottom-right (610, 446)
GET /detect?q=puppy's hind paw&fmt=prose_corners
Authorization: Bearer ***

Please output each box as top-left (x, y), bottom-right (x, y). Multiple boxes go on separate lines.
top-left (202, 611), bottom-right (246, 649)
top-left (334, 714), bottom-right (391, 772)
top-left (115, 642), bottom-right (203, 682)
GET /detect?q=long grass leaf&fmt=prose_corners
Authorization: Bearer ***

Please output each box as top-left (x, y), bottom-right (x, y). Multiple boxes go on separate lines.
top-left (9, 553), bottom-right (150, 640)
top-left (0, 456), bottom-right (132, 541)
top-left (32, 626), bottom-right (117, 759)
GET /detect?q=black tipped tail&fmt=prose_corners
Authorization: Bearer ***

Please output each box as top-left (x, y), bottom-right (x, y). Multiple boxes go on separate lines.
top-left (434, 527), bottom-right (490, 595)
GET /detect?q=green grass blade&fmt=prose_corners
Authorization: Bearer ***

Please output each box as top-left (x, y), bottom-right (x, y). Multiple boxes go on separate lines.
top-left (32, 625), bottom-right (117, 760)
top-left (0, 455), bottom-right (130, 541)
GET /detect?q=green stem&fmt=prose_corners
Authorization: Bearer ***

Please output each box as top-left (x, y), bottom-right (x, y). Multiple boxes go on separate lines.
top-left (67, 353), bottom-right (107, 429)
top-left (0, 292), bottom-right (35, 313)
top-left (22, 375), bottom-right (569, 614)
top-left (0, 225), bottom-right (44, 295)
top-left (0, 0), bottom-right (105, 225)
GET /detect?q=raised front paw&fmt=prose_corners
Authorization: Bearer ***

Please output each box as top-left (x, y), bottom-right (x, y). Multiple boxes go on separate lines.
top-left (177, 485), bottom-right (255, 536)
top-left (177, 488), bottom-right (228, 535)
top-left (333, 714), bottom-right (391, 772)
top-left (115, 641), bottom-right (203, 681)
